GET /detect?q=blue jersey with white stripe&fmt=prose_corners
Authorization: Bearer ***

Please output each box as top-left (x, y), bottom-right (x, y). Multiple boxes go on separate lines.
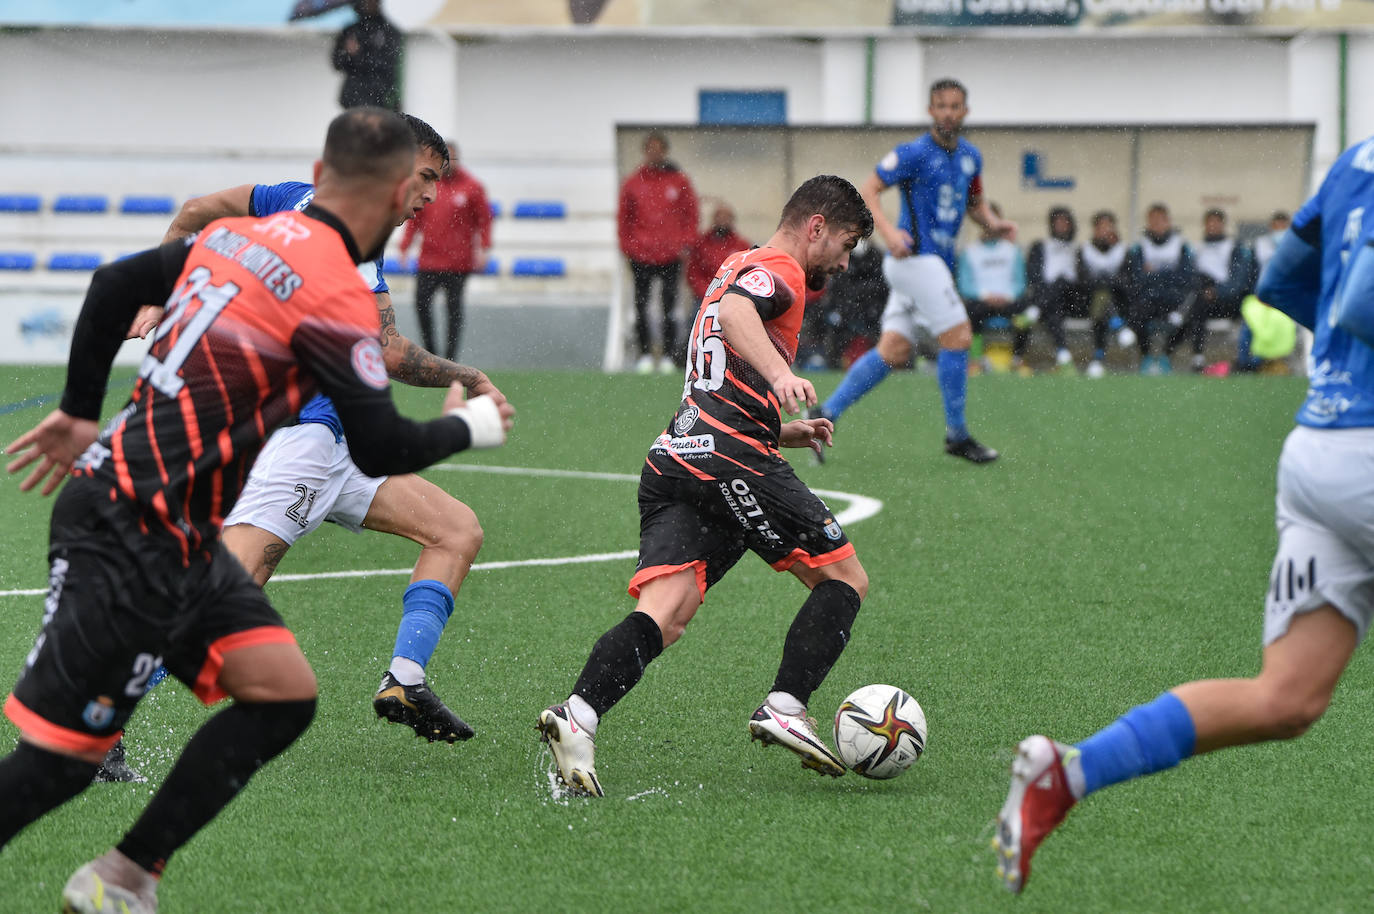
top-left (1276, 136), bottom-right (1374, 429)
top-left (874, 133), bottom-right (983, 271)
top-left (250, 180), bottom-right (388, 440)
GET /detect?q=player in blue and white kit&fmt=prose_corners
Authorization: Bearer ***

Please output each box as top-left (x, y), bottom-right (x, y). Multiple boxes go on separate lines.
top-left (993, 134), bottom-right (1374, 894)
top-left (127, 115), bottom-right (507, 748)
top-left (815, 78), bottom-right (1016, 464)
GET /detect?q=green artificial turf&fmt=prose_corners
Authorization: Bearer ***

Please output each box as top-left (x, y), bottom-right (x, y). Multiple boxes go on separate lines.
top-left (4, 366), bottom-right (1369, 913)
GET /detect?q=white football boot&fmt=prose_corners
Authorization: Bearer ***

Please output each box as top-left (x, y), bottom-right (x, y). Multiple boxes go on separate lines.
top-left (747, 702), bottom-right (846, 777)
top-left (62, 853), bottom-right (158, 914)
top-left (537, 703), bottom-right (604, 797)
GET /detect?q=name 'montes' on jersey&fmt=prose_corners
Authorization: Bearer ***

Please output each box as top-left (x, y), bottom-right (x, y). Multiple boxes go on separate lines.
top-left (647, 246), bottom-right (805, 480)
top-left (76, 210), bottom-right (387, 562)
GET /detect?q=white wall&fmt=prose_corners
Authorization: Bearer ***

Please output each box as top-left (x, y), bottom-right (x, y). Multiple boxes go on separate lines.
top-left (1, 27), bottom-right (1361, 195)
top-left (0, 24), bottom-right (1367, 368)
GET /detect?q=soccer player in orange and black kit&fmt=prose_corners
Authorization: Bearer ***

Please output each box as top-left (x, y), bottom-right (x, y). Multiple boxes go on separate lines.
top-left (538, 175), bottom-right (874, 796)
top-left (0, 108), bottom-right (514, 913)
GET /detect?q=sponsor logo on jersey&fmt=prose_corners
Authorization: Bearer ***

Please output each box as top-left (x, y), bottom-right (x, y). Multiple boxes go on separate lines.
top-left (880, 150), bottom-right (899, 172)
top-left (350, 339), bottom-right (388, 390)
top-left (651, 432), bottom-right (715, 455)
top-left (961, 155), bottom-right (975, 175)
top-left (718, 478), bottom-right (784, 544)
top-left (673, 404), bottom-right (700, 435)
top-left (82, 696), bottom-right (116, 730)
top-left (737, 268), bottom-right (776, 298)
top-left (253, 212), bottom-right (312, 246)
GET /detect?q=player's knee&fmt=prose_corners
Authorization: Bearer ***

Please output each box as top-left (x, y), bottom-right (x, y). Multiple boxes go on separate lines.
top-left (1259, 684), bottom-right (1330, 740)
top-left (841, 567), bottom-right (869, 602)
top-left (427, 498), bottom-right (483, 556)
top-left (939, 322), bottom-right (973, 350)
top-left (877, 335), bottom-right (911, 366)
top-left (234, 664), bottom-right (318, 703)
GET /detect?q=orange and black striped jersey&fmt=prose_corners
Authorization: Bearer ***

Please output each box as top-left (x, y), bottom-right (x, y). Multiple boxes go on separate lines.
top-left (64, 206), bottom-right (472, 564)
top-left (646, 246), bottom-right (806, 481)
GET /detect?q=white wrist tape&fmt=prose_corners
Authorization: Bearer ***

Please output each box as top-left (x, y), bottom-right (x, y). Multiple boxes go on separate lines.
top-left (448, 394), bottom-right (505, 449)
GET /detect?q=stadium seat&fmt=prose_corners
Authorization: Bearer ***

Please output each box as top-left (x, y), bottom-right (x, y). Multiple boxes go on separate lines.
top-left (47, 252), bottom-right (103, 271)
top-left (482, 258), bottom-right (499, 275)
top-left (489, 201), bottom-right (502, 219)
top-left (512, 201), bottom-right (566, 220)
top-left (0, 252), bottom-right (37, 270)
top-left (0, 195), bottom-right (41, 213)
top-left (53, 195), bottom-right (110, 214)
top-left (121, 195), bottom-right (176, 215)
top-left (511, 258), bottom-right (565, 277)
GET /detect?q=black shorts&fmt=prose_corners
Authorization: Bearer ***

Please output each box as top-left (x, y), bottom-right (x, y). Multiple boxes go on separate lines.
top-left (5, 477), bottom-right (293, 755)
top-left (630, 464), bottom-right (854, 599)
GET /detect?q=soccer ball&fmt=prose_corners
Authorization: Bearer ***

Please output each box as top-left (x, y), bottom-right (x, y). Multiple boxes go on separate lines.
top-left (833, 684), bottom-right (927, 779)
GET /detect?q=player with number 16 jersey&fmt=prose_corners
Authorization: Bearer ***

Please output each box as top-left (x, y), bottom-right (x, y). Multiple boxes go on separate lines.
top-left (536, 177), bottom-right (875, 799)
top-left (650, 246), bottom-right (806, 479)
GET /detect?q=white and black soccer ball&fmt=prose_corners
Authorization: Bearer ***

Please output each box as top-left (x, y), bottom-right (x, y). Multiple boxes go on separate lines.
top-left (833, 684), bottom-right (927, 779)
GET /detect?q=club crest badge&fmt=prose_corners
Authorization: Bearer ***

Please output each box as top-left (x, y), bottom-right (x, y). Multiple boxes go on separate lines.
top-left (673, 405), bottom-right (700, 435)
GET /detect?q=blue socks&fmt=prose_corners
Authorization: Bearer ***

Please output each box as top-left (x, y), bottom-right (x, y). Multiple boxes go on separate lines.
top-left (936, 349), bottom-right (969, 440)
top-left (1077, 691), bottom-right (1197, 797)
top-left (823, 347), bottom-right (890, 420)
top-left (392, 579), bottom-right (455, 671)
top-left (821, 344), bottom-right (972, 441)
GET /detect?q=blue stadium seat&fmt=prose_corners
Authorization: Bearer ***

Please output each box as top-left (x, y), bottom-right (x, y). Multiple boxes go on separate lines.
top-left (382, 256), bottom-right (416, 276)
top-left (53, 195), bottom-right (109, 214)
top-left (121, 195), bottom-right (176, 215)
top-left (0, 252), bottom-right (37, 270)
top-left (511, 258), bottom-right (565, 278)
top-left (512, 201), bottom-right (566, 220)
top-left (489, 201), bottom-right (502, 219)
top-left (0, 195), bottom-right (41, 213)
top-left (47, 252), bottom-right (102, 271)
top-left (482, 258), bottom-right (500, 276)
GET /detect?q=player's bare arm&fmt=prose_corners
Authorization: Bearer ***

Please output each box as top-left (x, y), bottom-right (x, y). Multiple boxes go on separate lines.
top-left (126, 185), bottom-right (257, 339)
top-left (968, 195), bottom-right (1017, 242)
top-left (374, 291), bottom-right (505, 401)
top-left (859, 172), bottom-right (912, 257)
top-left (716, 292), bottom-right (815, 415)
top-left (162, 184), bottom-right (254, 244)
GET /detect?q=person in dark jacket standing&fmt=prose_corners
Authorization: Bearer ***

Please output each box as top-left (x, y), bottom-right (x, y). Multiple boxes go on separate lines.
top-left (686, 203), bottom-right (750, 302)
top-left (618, 132), bottom-right (699, 373)
top-left (332, 0), bottom-right (403, 110)
top-left (399, 141), bottom-right (492, 360)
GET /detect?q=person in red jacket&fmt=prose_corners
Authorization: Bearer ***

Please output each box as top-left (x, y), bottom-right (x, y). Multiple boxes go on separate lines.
top-left (618, 131), bottom-right (699, 373)
top-left (686, 203), bottom-right (751, 302)
top-left (400, 141), bottom-right (491, 360)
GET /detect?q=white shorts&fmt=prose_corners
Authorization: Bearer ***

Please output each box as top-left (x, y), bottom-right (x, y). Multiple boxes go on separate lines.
top-left (223, 423), bottom-right (386, 546)
top-left (1264, 425), bottom-right (1374, 646)
top-left (880, 253), bottom-right (969, 340)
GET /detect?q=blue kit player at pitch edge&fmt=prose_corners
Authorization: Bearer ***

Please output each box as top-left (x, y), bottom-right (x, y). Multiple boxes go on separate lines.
top-left (814, 77), bottom-right (1016, 464)
top-left (994, 134), bottom-right (1374, 893)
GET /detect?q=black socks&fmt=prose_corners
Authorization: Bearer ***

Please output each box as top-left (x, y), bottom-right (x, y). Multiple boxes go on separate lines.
top-left (572, 611), bottom-right (665, 718)
top-left (117, 698), bottom-right (316, 875)
top-left (771, 580), bottom-right (862, 706)
top-left (0, 741), bottom-right (98, 849)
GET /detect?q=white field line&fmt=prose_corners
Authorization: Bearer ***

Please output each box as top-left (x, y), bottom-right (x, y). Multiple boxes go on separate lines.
top-left (0, 465), bottom-right (882, 596)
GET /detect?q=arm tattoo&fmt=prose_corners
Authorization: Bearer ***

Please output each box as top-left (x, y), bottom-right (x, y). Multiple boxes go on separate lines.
top-left (376, 296), bottom-right (485, 389)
